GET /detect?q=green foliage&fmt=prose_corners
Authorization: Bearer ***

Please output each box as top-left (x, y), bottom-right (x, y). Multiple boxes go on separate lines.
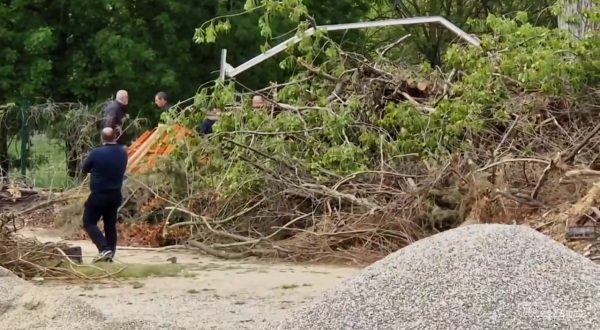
top-left (165, 12), bottom-right (599, 203)
top-left (444, 14), bottom-right (598, 121)
top-left (373, 0), bottom-right (557, 67)
top-left (0, 1), bottom-right (244, 119)
top-left (193, 0), bottom-right (372, 89)
top-left (9, 135), bottom-right (75, 189)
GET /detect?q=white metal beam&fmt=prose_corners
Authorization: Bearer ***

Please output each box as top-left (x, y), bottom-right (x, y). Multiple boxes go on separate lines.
top-left (219, 49), bottom-right (227, 81)
top-left (222, 16), bottom-right (480, 78)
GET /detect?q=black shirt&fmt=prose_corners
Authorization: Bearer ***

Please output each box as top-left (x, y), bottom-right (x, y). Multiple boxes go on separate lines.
top-left (102, 100), bottom-right (127, 128)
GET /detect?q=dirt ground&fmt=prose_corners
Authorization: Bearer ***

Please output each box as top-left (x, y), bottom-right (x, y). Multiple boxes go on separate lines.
top-left (20, 227), bottom-right (360, 329)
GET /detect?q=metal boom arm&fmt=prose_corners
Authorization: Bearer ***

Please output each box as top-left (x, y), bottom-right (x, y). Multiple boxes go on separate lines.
top-left (219, 16), bottom-right (480, 79)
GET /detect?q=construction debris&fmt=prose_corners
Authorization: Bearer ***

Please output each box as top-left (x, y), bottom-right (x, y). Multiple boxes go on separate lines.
top-left (126, 124), bottom-right (193, 174)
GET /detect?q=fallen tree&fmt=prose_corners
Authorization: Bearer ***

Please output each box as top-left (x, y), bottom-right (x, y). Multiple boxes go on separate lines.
top-left (58, 14), bottom-right (599, 265)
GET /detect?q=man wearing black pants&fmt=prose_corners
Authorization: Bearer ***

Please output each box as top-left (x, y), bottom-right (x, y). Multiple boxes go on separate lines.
top-left (82, 127), bottom-right (128, 263)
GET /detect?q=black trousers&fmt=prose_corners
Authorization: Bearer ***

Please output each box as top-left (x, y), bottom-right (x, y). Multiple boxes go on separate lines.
top-left (82, 190), bottom-right (122, 254)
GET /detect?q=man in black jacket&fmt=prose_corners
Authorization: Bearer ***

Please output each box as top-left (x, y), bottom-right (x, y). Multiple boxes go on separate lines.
top-left (81, 127), bottom-right (128, 263)
top-left (102, 90), bottom-right (129, 144)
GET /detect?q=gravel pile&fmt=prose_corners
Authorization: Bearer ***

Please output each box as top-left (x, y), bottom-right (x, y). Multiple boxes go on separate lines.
top-left (274, 224), bottom-right (600, 329)
top-left (0, 267), bottom-right (182, 330)
top-left (0, 267), bottom-right (26, 315)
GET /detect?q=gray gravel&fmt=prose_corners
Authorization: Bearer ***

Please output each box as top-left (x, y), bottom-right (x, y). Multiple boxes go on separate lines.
top-left (0, 267), bottom-right (181, 330)
top-left (0, 267), bottom-right (26, 315)
top-left (273, 224), bottom-right (600, 330)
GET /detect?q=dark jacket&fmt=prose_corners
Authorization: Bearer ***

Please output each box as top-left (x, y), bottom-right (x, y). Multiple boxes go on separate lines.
top-left (82, 144), bottom-right (128, 193)
top-left (197, 118), bottom-right (216, 135)
top-left (102, 100), bottom-right (127, 129)
top-left (159, 103), bottom-right (172, 111)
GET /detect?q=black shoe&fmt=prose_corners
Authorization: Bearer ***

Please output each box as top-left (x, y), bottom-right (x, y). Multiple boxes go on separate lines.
top-left (92, 250), bottom-right (114, 263)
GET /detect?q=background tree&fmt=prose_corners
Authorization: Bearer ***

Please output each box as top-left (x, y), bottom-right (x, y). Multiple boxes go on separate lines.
top-left (372, 0), bottom-right (557, 67)
top-left (557, 0), bottom-right (599, 38)
top-left (0, 1), bottom-right (225, 178)
top-left (195, 0), bottom-right (372, 89)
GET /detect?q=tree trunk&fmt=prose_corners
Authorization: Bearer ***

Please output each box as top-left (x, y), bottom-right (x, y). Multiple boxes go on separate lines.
top-left (558, 0), bottom-right (598, 39)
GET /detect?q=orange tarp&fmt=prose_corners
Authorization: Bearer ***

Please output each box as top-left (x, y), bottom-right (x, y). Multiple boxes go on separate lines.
top-left (126, 124), bottom-right (192, 174)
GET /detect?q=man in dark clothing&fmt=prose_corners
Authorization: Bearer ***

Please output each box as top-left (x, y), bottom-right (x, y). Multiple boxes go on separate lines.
top-left (81, 127), bottom-right (128, 263)
top-left (154, 91), bottom-right (172, 111)
top-left (102, 90), bottom-right (129, 145)
top-left (197, 108), bottom-right (220, 135)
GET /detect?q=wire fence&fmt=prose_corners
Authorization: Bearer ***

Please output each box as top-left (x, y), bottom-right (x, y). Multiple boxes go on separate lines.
top-left (2, 99), bottom-right (186, 190)
top-left (9, 134), bottom-right (78, 191)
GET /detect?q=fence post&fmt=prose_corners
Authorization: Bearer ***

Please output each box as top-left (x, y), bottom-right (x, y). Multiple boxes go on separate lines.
top-left (20, 100), bottom-right (29, 177)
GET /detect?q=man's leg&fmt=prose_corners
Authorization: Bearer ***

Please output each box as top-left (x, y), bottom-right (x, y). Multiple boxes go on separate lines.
top-left (101, 192), bottom-right (122, 257)
top-left (82, 194), bottom-right (110, 253)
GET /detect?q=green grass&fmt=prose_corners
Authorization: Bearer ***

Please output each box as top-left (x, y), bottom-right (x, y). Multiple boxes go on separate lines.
top-left (73, 262), bottom-right (187, 279)
top-left (9, 134), bottom-right (76, 190)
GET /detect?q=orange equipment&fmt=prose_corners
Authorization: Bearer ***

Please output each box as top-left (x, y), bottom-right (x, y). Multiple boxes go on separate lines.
top-left (126, 124), bottom-right (192, 174)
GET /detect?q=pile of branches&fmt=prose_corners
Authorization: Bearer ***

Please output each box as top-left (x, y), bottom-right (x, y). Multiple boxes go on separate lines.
top-left (0, 188), bottom-right (112, 280)
top-left (119, 18), bottom-right (599, 265)
top-left (0, 211), bottom-right (79, 279)
top-left (0, 184), bottom-right (40, 212)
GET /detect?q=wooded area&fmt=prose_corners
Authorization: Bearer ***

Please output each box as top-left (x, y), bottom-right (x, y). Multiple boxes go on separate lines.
top-left (1, 0), bottom-right (599, 271)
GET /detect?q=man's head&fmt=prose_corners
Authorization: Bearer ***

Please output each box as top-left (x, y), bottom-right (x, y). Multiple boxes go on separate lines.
top-left (101, 127), bottom-right (117, 144)
top-left (155, 92), bottom-right (168, 108)
top-left (252, 95), bottom-right (266, 108)
top-left (116, 90), bottom-right (129, 105)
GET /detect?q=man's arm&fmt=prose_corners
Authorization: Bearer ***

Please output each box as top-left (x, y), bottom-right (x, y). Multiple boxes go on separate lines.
top-left (82, 150), bottom-right (95, 174)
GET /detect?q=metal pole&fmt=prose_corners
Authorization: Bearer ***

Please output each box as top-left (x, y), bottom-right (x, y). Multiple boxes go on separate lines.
top-left (219, 49), bottom-right (227, 81)
top-left (19, 100), bottom-right (29, 177)
top-left (226, 16), bottom-right (480, 78)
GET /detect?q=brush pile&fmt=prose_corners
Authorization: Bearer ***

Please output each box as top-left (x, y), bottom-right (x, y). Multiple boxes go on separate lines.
top-left (0, 211), bottom-right (78, 279)
top-left (81, 16), bottom-right (599, 264)
top-left (0, 184), bottom-right (89, 279)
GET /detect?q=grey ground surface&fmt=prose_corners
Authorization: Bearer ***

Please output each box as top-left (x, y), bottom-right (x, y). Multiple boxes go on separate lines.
top-left (5, 224), bottom-right (600, 329)
top-left (273, 224), bottom-right (600, 330)
top-left (2, 228), bottom-right (358, 329)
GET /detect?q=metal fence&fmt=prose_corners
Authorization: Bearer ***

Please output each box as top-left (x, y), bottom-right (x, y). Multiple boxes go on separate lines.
top-left (10, 133), bottom-right (76, 190)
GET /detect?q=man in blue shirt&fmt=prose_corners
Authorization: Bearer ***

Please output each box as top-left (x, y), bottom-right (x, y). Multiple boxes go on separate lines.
top-left (81, 127), bottom-right (128, 263)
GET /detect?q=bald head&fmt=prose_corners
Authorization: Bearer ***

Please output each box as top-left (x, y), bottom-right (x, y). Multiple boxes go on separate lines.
top-left (252, 95), bottom-right (265, 108)
top-left (101, 127), bottom-right (117, 144)
top-left (116, 90), bottom-right (129, 105)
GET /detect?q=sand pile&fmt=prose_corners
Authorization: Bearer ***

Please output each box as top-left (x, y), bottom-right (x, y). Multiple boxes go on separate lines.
top-left (274, 224), bottom-right (600, 329)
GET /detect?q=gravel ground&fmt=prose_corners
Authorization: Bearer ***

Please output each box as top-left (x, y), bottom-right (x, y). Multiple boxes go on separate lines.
top-left (1, 260), bottom-right (354, 330)
top-left (273, 224), bottom-right (600, 329)
top-left (0, 269), bottom-right (182, 330)
top-left (2, 229), bottom-right (358, 329)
